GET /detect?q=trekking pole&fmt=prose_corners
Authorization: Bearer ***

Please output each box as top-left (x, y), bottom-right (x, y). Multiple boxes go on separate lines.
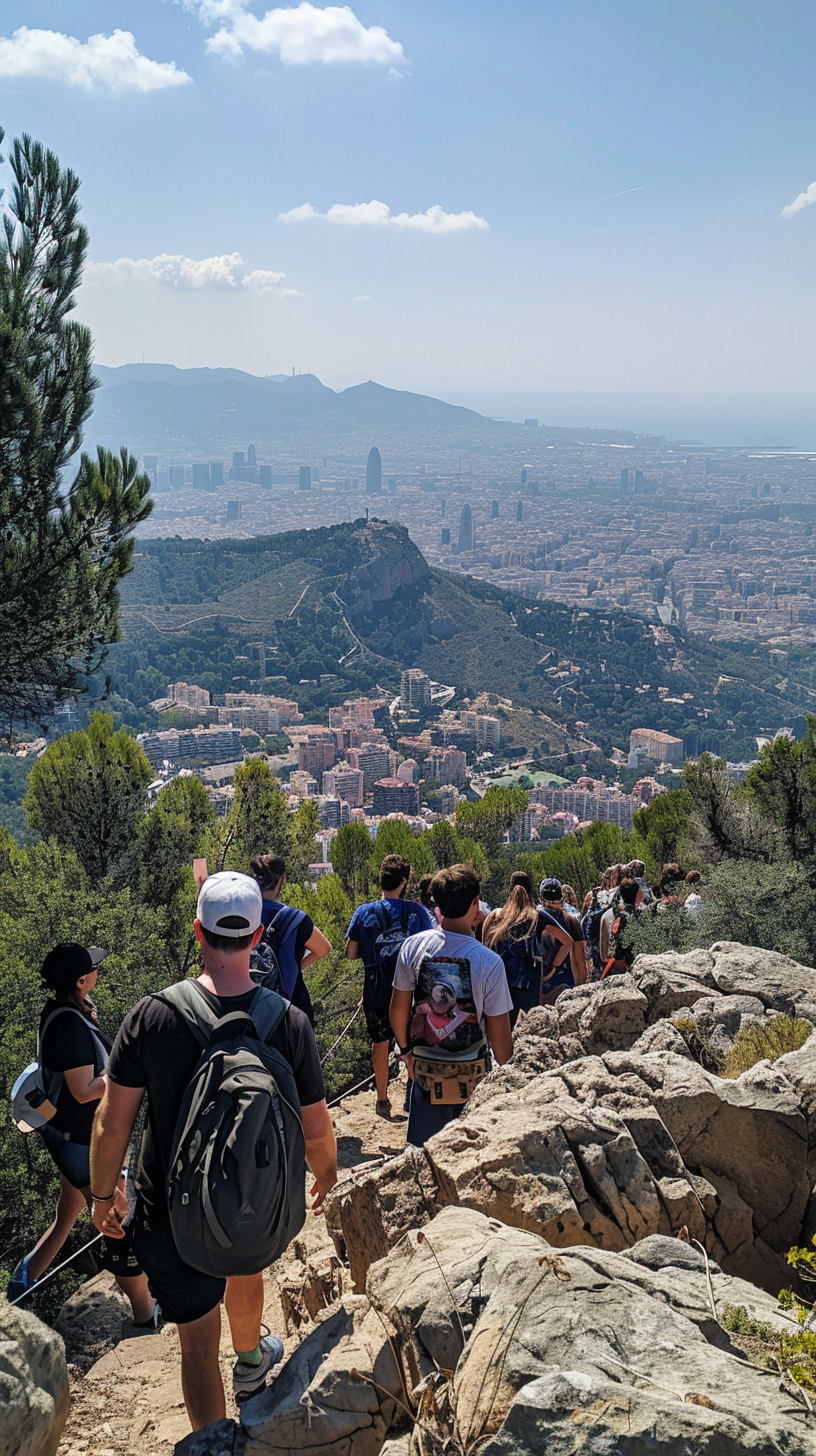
top-left (8, 1233), bottom-right (104, 1307)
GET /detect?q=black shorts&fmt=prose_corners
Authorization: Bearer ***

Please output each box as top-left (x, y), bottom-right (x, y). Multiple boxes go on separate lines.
top-left (133, 1200), bottom-right (225, 1326)
top-left (363, 998), bottom-right (393, 1044)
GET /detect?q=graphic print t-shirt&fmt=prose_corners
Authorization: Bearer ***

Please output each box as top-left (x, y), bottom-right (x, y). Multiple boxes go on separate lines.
top-left (393, 928), bottom-right (512, 1061)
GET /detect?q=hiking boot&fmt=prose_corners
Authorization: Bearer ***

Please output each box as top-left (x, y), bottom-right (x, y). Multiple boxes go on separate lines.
top-left (7, 1256), bottom-right (37, 1305)
top-left (232, 1330), bottom-right (285, 1401)
top-left (375, 1098), bottom-right (392, 1120)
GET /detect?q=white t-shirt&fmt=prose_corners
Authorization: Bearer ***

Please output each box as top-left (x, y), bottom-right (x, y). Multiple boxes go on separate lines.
top-left (393, 928), bottom-right (513, 1061)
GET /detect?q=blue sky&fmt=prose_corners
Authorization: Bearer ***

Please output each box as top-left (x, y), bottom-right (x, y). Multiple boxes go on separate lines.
top-left (2, 1), bottom-right (816, 399)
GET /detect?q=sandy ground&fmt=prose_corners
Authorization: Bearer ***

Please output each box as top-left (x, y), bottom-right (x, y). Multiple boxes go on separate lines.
top-left (55, 1075), bottom-right (409, 1456)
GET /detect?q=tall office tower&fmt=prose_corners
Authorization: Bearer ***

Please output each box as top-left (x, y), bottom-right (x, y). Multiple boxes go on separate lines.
top-left (441, 527), bottom-right (451, 546)
top-left (516, 500), bottom-right (524, 522)
top-left (620, 468), bottom-right (630, 493)
top-left (299, 465), bottom-right (312, 491)
top-left (635, 469), bottom-right (645, 491)
top-left (226, 501), bottom-right (241, 522)
top-left (458, 503), bottom-right (474, 552)
top-left (169, 465), bottom-right (186, 488)
top-left (247, 444), bottom-right (257, 467)
top-left (232, 452), bottom-right (245, 469)
top-left (210, 462), bottom-right (224, 488)
top-left (258, 464), bottom-right (272, 489)
top-left (192, 463), bottom-right (210, 490)
top-left (491, 500), bottom-right (499, 519)
top-left (143, 455), bottom-right (158, 482)
top-left (441, 499), bottom-right (446, 518)
top-left (365, 446), bottom-right (382, 494)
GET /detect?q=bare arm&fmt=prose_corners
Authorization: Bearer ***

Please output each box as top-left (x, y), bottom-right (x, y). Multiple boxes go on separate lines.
top-left (64, 1064), bottom-right (106, 1104)
top-left (90, 1081), bottom-right (144, 1235)
top-left (301, 925), bottom-right (332, 972)
top-left (570, 935), bottom-right (588, 985)
top-left (389, 987), bottom-right (412, 1049)
top-left (345, 938), bottom-right (360, 962)
top-left (301, 1099), bottom-right (337, 1212)
top-left (485, 1012), bottom-right (513, 1065)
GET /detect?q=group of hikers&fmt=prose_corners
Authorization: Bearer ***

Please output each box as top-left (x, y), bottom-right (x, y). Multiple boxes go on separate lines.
top-left (8, 846), bottom-right (684, 1434)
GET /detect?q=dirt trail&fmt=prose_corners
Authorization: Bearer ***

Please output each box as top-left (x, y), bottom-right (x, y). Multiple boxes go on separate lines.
top-left (55, 1076), bottom-right (409, 1456)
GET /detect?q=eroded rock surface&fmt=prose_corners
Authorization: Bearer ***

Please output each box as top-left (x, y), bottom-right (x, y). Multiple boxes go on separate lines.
top-left (0, 1297), bottom-right (69, 1456)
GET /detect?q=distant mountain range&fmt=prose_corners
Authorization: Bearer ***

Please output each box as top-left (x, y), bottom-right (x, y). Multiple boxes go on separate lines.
top-left (88, 365), bottom-right (495, 449)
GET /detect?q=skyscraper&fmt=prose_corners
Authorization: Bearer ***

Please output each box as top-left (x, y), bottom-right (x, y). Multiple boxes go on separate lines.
top-left (516, 500), bottom-right (524, 522)
top-left (458, 503), bottom-right (474, 552)
top-left (299, 466), bottom-right (312, 491)
top-left (620, 468), bottom-right (630, 493)
top-left (192, 463), bottom-right (210, 490)
top-left (366, 446), bottom-right (382, 494)
top-left (247, 444), bottom-right (257, 468)
top-left (491, 500), bottom-right (499, 519)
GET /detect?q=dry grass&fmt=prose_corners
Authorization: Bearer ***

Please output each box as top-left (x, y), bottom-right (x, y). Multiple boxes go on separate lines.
top-left (722, 1015), bottom-right (813, 1078)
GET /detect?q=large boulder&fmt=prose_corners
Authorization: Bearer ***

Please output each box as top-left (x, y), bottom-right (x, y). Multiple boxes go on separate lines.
top-left (633, 942), bottom-right (816, 1023)
top-left (0, 1298), bottom-right (69, 1456)
top-left (326, 1046), bottom-right (811, 1294)
top-left (367, 1207), bottom-right (813, 1456)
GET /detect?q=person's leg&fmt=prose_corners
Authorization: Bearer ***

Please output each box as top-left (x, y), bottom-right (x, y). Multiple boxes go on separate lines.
top-left (224, 1272), bottom-right (265, 1355)
top-left (406, 1081), bottom-right (462, 1148)
top-left (177, 1305), bottom-right (225, 1431)
top-left (371, 1039), bottom-right (390, 1102)
top-left (26, 1174), bottom-right (86, 1281)
top-left (115, 1272), bottom-right (155, 1324)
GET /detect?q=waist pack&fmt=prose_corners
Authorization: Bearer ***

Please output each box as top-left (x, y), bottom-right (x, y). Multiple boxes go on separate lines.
top-left (412, 1053), bottom-right (488, 1106)
top-left (11, 1007), bottom-right (109, 1135)
top-left (159, 981), bottom-right (306, 1278)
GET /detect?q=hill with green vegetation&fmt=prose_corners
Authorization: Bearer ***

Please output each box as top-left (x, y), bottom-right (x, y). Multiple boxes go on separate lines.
top-left (108, 518), bottom-right (812, 758)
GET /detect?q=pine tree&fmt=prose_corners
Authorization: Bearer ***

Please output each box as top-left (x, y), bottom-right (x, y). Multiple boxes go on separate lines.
top-left (0, 129), bottom-right (152, 737)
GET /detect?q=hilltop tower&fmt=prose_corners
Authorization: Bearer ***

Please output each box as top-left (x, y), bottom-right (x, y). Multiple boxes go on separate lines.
top-left (366, 446), bottom-right (382, 495)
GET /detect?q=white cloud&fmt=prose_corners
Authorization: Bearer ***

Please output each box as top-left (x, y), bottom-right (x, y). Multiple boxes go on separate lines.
top-left (780, 182), bottom-right (816, 219)
top-left (278, 199), bottom-right (489, 233)
top-left (0, 27), bottom-right (191, 92)
top-left (186, 1), bottom-right (405, 67)
top-left (86, 252), bottom-right (302, 296)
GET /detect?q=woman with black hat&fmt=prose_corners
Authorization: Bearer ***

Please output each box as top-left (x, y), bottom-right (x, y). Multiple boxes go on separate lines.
top-left (8, 943), bottom-right (154, 1323)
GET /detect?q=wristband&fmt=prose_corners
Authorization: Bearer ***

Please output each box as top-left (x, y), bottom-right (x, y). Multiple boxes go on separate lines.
top-left (92, 1191), bottom-right (116, 1202)
top-left (398, 1044), bottom-right (412, 1057)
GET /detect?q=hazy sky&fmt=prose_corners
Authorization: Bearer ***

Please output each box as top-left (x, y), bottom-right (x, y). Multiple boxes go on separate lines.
top-left (2, 1), bottom-right (816, 398)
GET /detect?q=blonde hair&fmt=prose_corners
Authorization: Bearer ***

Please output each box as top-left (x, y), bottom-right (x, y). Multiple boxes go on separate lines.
top-left (483, 881), bottom-right (538, 949)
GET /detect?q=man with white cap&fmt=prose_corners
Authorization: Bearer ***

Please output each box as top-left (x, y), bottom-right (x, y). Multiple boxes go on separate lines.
top-left (90, 871), bottom-right (337, 1434)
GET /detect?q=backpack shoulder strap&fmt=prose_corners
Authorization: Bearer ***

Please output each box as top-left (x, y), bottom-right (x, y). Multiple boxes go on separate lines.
top-left (156, 980), bottom-right (220, 1050)
top-left (39, 1006), bottom-right (109, 1067)
top-left (247, 986), bottom-right (290, 1044)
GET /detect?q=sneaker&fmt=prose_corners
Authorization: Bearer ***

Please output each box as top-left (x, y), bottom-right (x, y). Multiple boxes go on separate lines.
top-left (7, 1256), bottom-right (37, 1305)
top-left (375, 1098), bottom-right (392, 1120)
top-left (232, 1329), bottom-right (285, 1401)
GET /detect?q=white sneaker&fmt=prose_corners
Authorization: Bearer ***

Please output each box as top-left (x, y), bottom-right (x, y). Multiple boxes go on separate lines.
top-left (232, 1329), bottom-right (284, 1400)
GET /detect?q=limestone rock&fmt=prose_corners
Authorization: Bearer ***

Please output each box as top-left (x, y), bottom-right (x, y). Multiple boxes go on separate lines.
top-left (552, 978), bottom-right (649, 1052)
top-left (0, 1298), bottom-right (69, 1456)
top-left (367, 1208), bottom-right (813, 1456)
top-left (174, 1420), bottom-right (242, 1455)
top-left (635, 942), bottom-right (816, 1023)
top-left (240, 1301), bottom-right (401, 1456)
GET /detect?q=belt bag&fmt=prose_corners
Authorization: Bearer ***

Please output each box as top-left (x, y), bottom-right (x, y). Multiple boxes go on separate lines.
top-left (413, 1054), bottom-right (488, 1105)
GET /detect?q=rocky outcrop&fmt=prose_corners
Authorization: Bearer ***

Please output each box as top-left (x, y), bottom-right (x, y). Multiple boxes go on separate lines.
top-left (325, 963), bottom-right (816, 1295)
top-left (366, 1207), bottom-right (813, 1455)
top-left (633, 942), bottom-right (816, 1024)
top-left (0, 1298), bottom-right (69, 1456)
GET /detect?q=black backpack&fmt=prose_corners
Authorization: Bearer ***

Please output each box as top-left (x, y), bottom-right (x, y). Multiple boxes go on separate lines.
top-left (500, 923), bottom-right (545, 993)
top-left (602, 908), bottom-right (636, 977)
top-left (370, 900), bottom-right (412, 991)
top-left (581, 893), bottom-right (606, 974)
top-left (159, 981), bottom-right (306, 1277)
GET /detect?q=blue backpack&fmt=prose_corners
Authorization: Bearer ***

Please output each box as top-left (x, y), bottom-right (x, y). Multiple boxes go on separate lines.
top-left (370, 901), bottom-right (412, 991)
top-left (500, 923), bottom-right (546, 994)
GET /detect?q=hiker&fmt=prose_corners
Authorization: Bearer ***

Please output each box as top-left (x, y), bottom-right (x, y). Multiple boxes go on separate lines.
top-left (625, 859), bottom-right (655, 907)
top-left (8, 944), bottom-right (154, 1324)
top-left (90, 872), bottom-right (337, 1433)
top-left (482, 870), bottom-right (573, 1026)
top-left (345, 854), bottom-right (435, 1118)
top-left (414, 874), bottom-right (439, 918)
top-left (561, 884), bottom-right (580, 910)
top-left (684, 870), bottom-right (705, 914)
top-left (538, 878), bottom-right (588, 1002)
top-left (599, 876), bottom-right (643, 975)
top-left (389, 863), bottom-right (513, 1148)
top-left (249, 853), bottom-right (331, 1025)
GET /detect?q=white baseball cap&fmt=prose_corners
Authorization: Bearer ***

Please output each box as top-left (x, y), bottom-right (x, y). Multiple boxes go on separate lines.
top-left (197, 871), bottom-right (263, 938)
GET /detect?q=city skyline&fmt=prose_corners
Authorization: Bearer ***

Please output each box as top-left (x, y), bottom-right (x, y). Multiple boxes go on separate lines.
top-left (1, 2), bottom-right (816, 405)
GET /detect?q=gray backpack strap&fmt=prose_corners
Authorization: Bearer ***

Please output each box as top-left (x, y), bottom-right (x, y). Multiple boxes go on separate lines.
top-left (156, 981), bottom-right (220, 1050)
top-left (39, 1006), bottom-right (110, 1074)
top-left (247, 986), bottom-right (289, 1044)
